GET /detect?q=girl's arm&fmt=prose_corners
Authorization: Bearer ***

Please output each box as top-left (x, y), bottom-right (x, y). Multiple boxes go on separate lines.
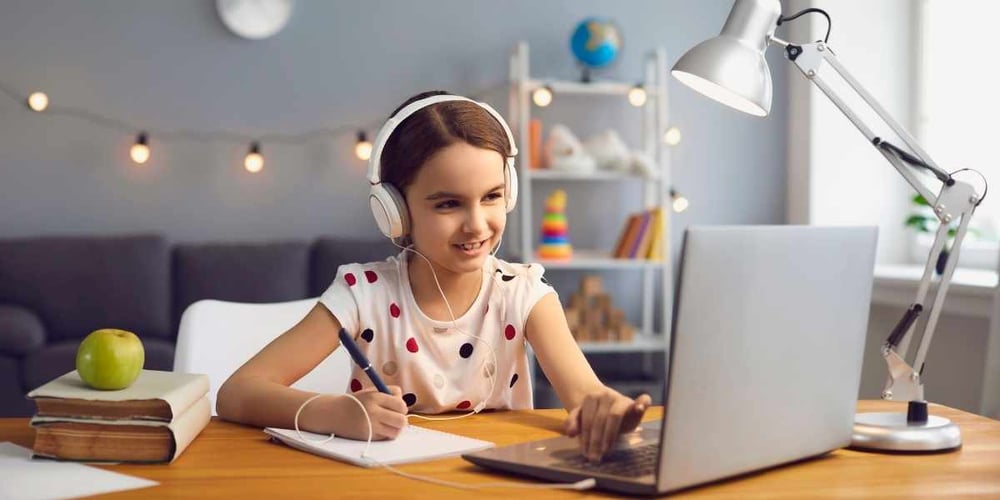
top-left (525, 292), bottom-right (651, 461)
top-left (216, 304), bottom-right (407, 439)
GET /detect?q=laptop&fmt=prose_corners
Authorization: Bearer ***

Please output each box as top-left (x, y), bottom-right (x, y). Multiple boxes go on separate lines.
top-left (463, 225), bottom-right (878, 495)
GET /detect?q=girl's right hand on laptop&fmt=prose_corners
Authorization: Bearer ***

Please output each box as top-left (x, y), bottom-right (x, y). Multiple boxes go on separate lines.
top-left (333, 385), bottom-right (408, 441)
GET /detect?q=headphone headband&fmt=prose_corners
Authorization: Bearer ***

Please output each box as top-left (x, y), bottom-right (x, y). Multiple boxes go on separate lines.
top-left (366, 95), bottom-right (518, 185)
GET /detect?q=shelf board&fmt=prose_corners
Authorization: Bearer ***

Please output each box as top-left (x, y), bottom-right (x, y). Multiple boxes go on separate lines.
top-left (523, 78), bottom-right (661, 97)
top-left (525, 169), bottom-right (658, 181)
top-left (578, 333), bottom-right (668, 353)
top-left (522, 249), bottom-right (664, 270)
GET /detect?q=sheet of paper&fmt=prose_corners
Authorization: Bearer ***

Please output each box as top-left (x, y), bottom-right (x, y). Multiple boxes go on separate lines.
top-left (0, 442), bottom-right (158, 500)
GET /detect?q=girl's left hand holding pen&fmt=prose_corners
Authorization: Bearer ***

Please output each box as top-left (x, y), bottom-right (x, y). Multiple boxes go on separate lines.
top-left (564, 388), bottom-right (652, 462)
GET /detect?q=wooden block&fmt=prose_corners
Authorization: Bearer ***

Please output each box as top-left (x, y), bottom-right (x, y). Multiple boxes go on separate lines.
top-left (580, 275), bottom-right (602, 297)
top-left (608, 309), bottom-right (626, 328)
top-left (584, 309), bottom-right (603, 329)
top-left (618, 324), bottom-right (634, 342)
top-left (593, 293), bottom-right (612, 312)
top-left (568, 293), bottom-right (585, 310)
top-left (564, 308), bottom-right (580, 331)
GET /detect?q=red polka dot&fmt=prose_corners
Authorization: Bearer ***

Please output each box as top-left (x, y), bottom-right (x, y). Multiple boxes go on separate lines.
top-left (504, 324), bottom-right (516, 340)
top-left (406, 337), bottom-right (419, 353)
top-left (457, 400), bottom-right (472, 410)
top-left (390, 303), bottom-right (401, 318)
top-left (350, 379), bottom-right (362, 392)
top-left (365, 270), bottom-right (378, 283)
top-left (345, 273), bottom-right (357, 286)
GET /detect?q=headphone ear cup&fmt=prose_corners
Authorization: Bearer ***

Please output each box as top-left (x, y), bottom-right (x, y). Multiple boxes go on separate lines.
top-left (369, 183), bottom-right (409, 239)
top-left (504, 158), bottom-right (518, 213)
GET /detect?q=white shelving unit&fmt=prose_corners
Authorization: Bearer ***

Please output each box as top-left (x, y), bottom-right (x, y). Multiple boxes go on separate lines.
top-left (507, 41), bottom-right (673, 354)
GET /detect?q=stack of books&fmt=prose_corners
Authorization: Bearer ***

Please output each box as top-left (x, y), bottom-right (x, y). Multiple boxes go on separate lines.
top-left (611, 207), bottom-right (666, 260)
top-left (26, 369), bottom-right (211, 463)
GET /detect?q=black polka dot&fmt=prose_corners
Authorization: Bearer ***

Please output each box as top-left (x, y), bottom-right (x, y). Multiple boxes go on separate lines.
top-left (510, 373), bottom-right (519, 388)
top-left (403, 393), bottom-right (417, 407)
top-left (459, 343), bottom-right (474, 358)
top-left (360, 328), bottom-right (374, 342)
top-left (501, 274), bottom-right (515, 282)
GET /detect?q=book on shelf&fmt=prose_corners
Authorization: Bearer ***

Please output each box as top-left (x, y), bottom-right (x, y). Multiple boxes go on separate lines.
top-left (26, 369), bottom-right (211, 463)
top-left (613, 213), bottom-right (643, 258)
top-left (612, 207), bottom-right (664, 260)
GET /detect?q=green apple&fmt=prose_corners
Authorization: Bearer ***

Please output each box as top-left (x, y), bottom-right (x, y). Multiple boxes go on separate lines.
top-left (76, 328), bottom-right (145, 390)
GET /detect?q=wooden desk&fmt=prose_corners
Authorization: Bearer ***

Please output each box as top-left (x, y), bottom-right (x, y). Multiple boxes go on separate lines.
top-left (2, 401), bottom-right (998, 498)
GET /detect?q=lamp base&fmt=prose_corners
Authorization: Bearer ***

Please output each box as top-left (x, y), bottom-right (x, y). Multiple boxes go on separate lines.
top-left (850, 412), bottom-right (961, 452)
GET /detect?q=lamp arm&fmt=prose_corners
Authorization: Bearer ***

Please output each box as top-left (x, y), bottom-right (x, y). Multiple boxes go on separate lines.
top-left (769, 36), bottom-right (981, 406)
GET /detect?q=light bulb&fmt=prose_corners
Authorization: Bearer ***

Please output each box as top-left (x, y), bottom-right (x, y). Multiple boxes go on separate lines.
top-left (27, 92), bottom-right (49, 112)
top-left (355, 130), bottom-right (372, 161)
top-left (628, 85), bottom-right (647, 107)
top-left (532, 85), bottom-right (553, 107)
top-left (244, 142), bottom-right (264, 173)
top-left (663, 126), bottom-right (682, 146)
top-left (129, 132), bottom-right (150, 164)
top-left (670, 190), bottom-right (689, 213)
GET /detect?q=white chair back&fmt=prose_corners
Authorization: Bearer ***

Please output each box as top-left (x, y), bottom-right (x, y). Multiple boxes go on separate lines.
top-left (174, 298), bottom-right (351, 415)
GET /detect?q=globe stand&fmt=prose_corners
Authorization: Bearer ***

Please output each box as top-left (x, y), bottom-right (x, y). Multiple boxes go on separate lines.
top-left (579, 67), bottom-right (592, 83)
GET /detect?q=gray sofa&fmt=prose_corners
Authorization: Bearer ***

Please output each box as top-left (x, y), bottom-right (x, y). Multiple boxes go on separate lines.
top-left (0, 234), bottom-right (395, 417)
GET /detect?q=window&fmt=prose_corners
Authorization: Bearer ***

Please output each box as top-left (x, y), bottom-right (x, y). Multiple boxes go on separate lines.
top-left (914, 0), bottom-right (999, 269)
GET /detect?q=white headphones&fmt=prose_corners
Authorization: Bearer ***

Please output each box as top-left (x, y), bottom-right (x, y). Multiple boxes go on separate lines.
top-left (366, 94), bottom-right (519, 239)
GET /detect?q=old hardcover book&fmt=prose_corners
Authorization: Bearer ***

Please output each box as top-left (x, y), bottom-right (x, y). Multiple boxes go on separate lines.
top-left (28, 370), bottom-right (210, 421)
top-left (30, 396), bottom-right (211, 463)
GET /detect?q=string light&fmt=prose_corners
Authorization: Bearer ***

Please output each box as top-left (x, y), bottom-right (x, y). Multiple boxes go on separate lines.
top-left (532, 85), bottom-right (553, 107)
top-left (27, 92), bottom-right (49, 112)
top-left (670, 189), bottom-right (689, 213)
top-left (663, 126), bottom-right (682, 146)
top-left (244, 142), bottom-right (264, 173)
top-left (129, 132), bottom-right (150, 164)
top-left (627, 84), bottom-right (647, 107)
top-left (354, 130), bottom-right (372, 161)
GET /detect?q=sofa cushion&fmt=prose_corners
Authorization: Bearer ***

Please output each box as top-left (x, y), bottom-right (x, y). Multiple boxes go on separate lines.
top-left (310, 238), bottom-right (396, 296)
top-left (0, 305), bottom-right (46, 356)
top-left (172, 241), bottom-right (311, 326)
top-left (0, 355), bottom-right (35, 417)
top-left (21, 338), bottom-right (175, 394)
top-left (0, 235), bottom-right (171, 341)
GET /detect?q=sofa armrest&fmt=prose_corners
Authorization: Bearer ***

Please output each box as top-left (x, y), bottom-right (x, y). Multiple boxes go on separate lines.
top-left (0, 305), bottom-right (46, 356)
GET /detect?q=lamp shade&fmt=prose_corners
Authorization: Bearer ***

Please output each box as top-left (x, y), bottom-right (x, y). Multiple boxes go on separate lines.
top-left (671, 0), bottom-right (781, 117)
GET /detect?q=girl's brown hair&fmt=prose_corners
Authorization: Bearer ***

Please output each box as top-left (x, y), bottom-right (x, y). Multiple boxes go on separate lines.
top-left (380, 90), bottom-right (512, 196)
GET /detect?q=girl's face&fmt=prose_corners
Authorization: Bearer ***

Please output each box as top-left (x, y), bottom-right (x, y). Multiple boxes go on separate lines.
top-left (405, 142), bottom-right (508, 277)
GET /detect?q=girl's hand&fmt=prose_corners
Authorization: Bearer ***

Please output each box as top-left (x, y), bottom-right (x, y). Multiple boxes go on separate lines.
top-left (333, 385), bottom-right (408, 440)
top-left (564, 388), bottom-right (652, 462)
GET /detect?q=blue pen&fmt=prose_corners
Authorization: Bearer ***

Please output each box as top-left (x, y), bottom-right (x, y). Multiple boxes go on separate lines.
top-left (338, 328), bottom-right (391, 394)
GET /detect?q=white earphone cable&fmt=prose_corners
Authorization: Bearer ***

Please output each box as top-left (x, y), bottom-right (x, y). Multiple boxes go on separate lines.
top-left (294, 392), bottom-right (595, 491)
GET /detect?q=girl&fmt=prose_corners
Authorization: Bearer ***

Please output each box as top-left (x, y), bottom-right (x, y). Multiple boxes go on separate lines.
top-left (217, 91), bottom-right (651, 462)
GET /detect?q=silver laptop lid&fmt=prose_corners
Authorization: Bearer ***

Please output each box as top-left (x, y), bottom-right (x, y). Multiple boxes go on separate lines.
top-left (658, 225), bottom-right (877, 492)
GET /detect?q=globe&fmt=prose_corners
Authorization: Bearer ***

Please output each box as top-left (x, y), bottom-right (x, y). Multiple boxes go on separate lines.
top-left (570, 18), bottom-right (622, 70)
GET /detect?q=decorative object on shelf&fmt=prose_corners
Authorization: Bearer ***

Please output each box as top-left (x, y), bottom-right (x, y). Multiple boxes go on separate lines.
top-left (672, 0), bottom-right (986, 452)
top-left (670, 189), bottom-right (689, 213)
top-left (563, 276), bottom-right (634, 343)
top-left (569, 18), bottom-right (622, 82)
top-left (583, 130), bottom-right (631, 172)
top-left (217, 0), bottom-right (294, 40)
top-left (538, 189), bottom-right (573, 260)
top-left (544, 124), bottom-right (596, 172)
top-left (528, 118), bottom-right (544, 169)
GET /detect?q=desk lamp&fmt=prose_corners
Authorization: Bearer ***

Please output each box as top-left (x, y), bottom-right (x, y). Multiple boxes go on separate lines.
top-left (671, 0), bottom-right (985, 452)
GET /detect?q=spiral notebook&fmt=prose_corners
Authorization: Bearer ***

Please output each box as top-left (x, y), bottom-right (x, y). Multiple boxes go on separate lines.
top-left (264, 425), bottom-right (494, 467)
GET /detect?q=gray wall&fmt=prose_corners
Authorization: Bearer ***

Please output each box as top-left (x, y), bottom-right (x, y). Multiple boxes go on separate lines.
top-left (0, 1), bottom-right (788, 339)
top-left (0, 0), bottom-right (787, 247)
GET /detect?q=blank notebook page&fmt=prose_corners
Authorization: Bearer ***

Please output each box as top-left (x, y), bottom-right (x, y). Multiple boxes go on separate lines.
top-left (264, 425), bottom-right (494, 467)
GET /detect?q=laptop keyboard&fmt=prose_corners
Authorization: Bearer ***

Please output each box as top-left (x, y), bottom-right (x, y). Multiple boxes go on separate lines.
top-left (557, 443), bottom-right (658, 477)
